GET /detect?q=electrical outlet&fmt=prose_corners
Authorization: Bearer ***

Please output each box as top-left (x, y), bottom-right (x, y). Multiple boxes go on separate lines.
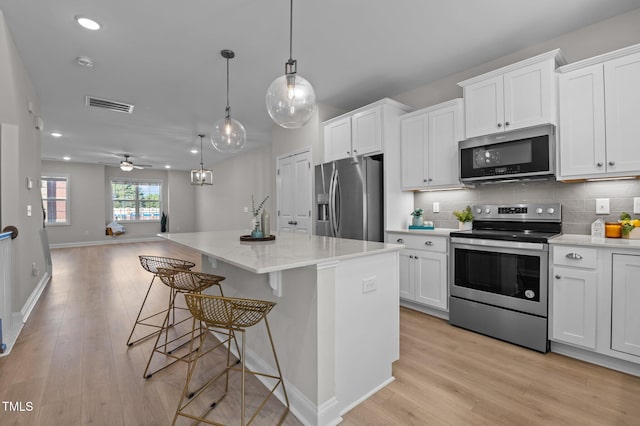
top-left (433, 202), bottom-right (440, 213)
top-left (243, 206), bottom-right (249, 213)
top-left (27, 205), bottom-right (32, 217)
top-left (595, 198), bottom-right (610, 214)
top-left (634, 197), bottom-right (640, 214)
top-left (362, 277), bottom-right (377, 294)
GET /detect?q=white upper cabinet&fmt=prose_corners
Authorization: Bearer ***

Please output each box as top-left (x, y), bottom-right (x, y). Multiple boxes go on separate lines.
top-left (459, 50), bottom-right (565, 139)
top-left (558, 45), bottom-right (640, 180)
top-left (323, 98), bottom-right (412, 162)
top-left (400, 99), bottom-right (463, 190)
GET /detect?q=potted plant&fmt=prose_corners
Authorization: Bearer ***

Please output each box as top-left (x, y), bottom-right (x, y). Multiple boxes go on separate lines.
top-left (620, 212), bottom-right (640, 239)
top-left (453, 205), bottom-right (474, 230)
top-left (410, 208), bottom-right (424, 226)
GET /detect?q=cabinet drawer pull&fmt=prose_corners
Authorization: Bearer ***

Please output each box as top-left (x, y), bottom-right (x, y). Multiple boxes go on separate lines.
top-left (505, 121), bottom-right (510, 126)
top-left (424, 241), bottom-right (433, 246)
top-left (397, 238), bottom-right (404, 243)
top-left (597, 162), bottom-right (603, 167)
top-left (497, 123), bottom-right (502, 128)
top-left (555, 275), bottom-right (561, 279)
top-left (565, 253), bottom-right (583, 260)
top-left (609, 161), bottom-right (615, 166)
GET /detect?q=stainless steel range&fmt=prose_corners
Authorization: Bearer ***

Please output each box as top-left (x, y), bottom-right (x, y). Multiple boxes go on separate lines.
top-left (449, 203), bottom-right (562, 353)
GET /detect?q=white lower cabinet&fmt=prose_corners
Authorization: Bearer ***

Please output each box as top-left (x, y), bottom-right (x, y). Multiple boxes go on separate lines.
top-left (389, 233), bottom-right (448, 311)
top-left (551, 266), bottom-right (597, 349)
top-left (550, 244), bottom-right (640, 374)
top-left (611, 254), bottom-right (640, 357)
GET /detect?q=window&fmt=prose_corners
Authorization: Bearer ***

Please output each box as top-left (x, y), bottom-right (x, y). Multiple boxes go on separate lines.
top-left (41, 176), bottom-right (69, 225)
top-left (111, 179), bottom-right (162, 222)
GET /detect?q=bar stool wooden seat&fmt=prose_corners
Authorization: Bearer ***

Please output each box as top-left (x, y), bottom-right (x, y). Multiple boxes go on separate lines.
top-left (174, 293), bottom-right (289, 426)
top-left (127, 255), bottom-right (196, 347)
top-left (142, 268), bottom-right (227, 379)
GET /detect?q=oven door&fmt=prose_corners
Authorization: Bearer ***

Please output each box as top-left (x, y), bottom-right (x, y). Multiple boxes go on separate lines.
top-left (450, 237), bottom-right (548, 317)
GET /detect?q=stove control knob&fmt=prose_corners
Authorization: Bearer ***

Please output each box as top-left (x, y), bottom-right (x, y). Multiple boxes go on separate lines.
top-left (476, 208), bottom-right (482, 215)
top-left (536, 208), bottom-right (543, 214)
top-left (485, 208), bottom-right (491, 214)
top-left (547, 208), bottom-right (555, 214)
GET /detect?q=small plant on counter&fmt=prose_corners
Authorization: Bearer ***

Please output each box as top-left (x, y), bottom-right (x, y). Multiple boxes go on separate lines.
top-left (619, 211), bottom-right (640, 236)
top-left (410, 208), bottom-right (424, 218)
top-left (453, 205), bottom-right (474, 223)
top-left (251, 194), bottom-right (269, 218)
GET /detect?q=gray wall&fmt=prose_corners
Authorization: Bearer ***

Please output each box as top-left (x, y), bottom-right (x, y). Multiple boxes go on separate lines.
top-left (0, 11), bottom-right (47, 312)
top-left (40, 161), bottom-right (197, 244)
top-left (401, 9), bottom-right (640, 235)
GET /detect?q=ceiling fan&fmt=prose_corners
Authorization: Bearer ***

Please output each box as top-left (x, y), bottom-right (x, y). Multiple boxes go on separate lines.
top-left (119, 154), bottom-right (151, 171)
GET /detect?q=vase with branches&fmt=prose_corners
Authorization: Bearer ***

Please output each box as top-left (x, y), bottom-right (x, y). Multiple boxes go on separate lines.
top-left (250, 195), bottom-right (269, 237)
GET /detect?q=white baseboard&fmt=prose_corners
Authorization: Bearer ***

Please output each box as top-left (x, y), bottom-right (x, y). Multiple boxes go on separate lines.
top-left (0, 272), bottom-right (51, 357)
top-left (209, 330), bottom-right (342, 426)
top-left (50, 236), bottom-right (162, 249)
top-left (550, 342), bottom-right (640, 377)
top-left (400, 299), bottom-right (449, 320)
top-left (21, 271), bottom-right (51, 322)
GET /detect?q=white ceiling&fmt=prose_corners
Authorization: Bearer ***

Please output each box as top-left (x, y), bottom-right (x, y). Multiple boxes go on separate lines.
top-left (1, 0), bottom-right (639, 171)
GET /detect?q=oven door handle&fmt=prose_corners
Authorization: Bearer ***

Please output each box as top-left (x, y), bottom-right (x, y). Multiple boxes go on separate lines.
top-left (450, 237), bottom-right (547, 251)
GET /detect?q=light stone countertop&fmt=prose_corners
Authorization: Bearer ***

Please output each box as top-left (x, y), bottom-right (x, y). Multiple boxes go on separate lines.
top-left (159, 230), bottom-right (403, 274)
top-left (549, 234), bottom-right (640, 249)
top-left (387, 228), bottom-right (458, 237)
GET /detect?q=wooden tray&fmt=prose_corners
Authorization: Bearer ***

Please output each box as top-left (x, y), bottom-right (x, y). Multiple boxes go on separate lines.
top-left (240, 235), bottom-right (276, 242)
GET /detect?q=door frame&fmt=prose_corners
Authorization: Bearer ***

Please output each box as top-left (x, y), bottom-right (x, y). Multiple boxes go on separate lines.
top-left (275, 147), bottom-right (312, 234)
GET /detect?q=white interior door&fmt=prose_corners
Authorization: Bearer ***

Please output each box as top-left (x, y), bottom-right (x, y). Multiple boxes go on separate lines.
top-left (277, 150), bottom-right (312, 234)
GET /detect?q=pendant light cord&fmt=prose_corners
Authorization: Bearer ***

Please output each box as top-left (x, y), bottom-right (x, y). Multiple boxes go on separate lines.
top-left (225, 57), bottom-right (231, 119)
top-left (289, 0), bottom-right (293, 61)
top-left (199, 135), bottom-right (204, 166)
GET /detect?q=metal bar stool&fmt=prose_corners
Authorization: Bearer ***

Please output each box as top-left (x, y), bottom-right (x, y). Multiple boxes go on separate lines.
top-left (127, 255), bottom-right (197, 347)
top-left (142, 268), bottom-right (228, 379)
top-left (173, 293), bottom-right (289, 426)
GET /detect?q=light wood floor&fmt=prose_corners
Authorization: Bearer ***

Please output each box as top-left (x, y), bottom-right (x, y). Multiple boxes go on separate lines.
top-left (1, 241), bottom-right (639, 425)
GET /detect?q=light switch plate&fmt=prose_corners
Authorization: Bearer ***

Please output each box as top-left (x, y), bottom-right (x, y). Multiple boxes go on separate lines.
top-left (596, 198), bottom-right (610, 214)
top-left (433, 202), bottom-right (440, 213)
top-left (634, 197), bottom-right (640, 214)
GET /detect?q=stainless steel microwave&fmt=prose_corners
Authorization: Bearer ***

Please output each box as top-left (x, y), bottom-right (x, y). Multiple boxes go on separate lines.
top-left (459, 124), bottom-right (555, 183)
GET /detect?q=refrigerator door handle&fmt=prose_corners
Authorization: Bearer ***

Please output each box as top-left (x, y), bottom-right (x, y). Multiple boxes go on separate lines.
top-left (329, 167), bottom-right (340, 237)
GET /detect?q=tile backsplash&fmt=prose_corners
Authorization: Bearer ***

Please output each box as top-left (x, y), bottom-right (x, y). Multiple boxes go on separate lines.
top-left (413, 179), bottom-right (640, 235)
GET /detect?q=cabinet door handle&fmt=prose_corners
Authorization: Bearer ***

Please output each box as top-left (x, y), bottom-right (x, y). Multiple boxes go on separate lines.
top-left (497, 123), bottom-right (502, 128)
top-left (565, 253), bottom-right (583, 260)
top-left (424, 241), bottom-right (433, 246)
top-left (423, 179), bottom-right (428, 183)
top-left (555, 275), bottom-right (561, 279)
top-left (353, 150), bottom-right (358, 154)
top-left (428, 178), bottom-right (433, 182)
top-left (505, 121), bottom-right (510, 126)
top-left (597, 162), bottom-right (603, 167)
top-left (397, 238), bottom-right (404, 243)
top-left (609, 161), bottom-right (615, 166)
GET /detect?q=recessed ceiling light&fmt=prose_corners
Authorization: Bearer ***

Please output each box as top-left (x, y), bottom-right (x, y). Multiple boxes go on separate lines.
top-left (75, 16), bottom-right (101, 31)
top-left (165, 165), bottom-right (171, 169)
top-left (63, 156), bottom-right (71, 161)
top-left (76, 56), bottom-right (94, 67)
top-left (51, 132), bottom-right (62, 138)
top-left (190, 148), bottom-right (198, 154)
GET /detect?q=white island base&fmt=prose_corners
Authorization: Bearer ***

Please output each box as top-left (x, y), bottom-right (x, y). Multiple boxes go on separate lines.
top-left (161, 231), bottom-right (401, 426)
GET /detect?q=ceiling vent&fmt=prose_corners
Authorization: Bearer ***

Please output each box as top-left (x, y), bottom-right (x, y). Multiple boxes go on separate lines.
top-left (85, 96), bottom-right (134, 114)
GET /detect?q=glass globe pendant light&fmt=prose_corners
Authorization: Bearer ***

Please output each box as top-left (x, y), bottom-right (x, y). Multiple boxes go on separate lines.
top-left (265, 0), bottom-right (316, 129)
top-left (190, 134), bottom-right (213, 185)
top-left (211, 49), bottom-right (246, 153)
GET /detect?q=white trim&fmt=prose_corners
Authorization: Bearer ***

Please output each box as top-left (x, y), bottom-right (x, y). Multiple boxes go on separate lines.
top-left (400, 299), bottom-right (449, 320)
top-left (551, 342), bottom-right (640, 377)
top-left (339, 376), bottom-right (395, 416)
top-left (1, 272), bottom-right (51, 357)
top-left (21, 271), bottom-right (51, 322)
top-left (557, 42), bottom-right (640, 73)
top-left (49, 236), bottom-right (162, 249)
top-left (458, 49), bottom-right (566, 87)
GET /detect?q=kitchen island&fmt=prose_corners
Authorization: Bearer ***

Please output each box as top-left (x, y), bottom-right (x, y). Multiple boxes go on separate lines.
top-left (159, 230), bottom-right (402, 426)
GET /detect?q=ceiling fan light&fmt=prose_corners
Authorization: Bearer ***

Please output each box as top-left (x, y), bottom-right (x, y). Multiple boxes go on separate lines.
top-left (120, 163), bottom-right (134, 172)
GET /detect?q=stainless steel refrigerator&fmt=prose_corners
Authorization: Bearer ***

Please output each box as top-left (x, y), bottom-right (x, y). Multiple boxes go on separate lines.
top-left (315, 154), bottom-right (383, 242)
